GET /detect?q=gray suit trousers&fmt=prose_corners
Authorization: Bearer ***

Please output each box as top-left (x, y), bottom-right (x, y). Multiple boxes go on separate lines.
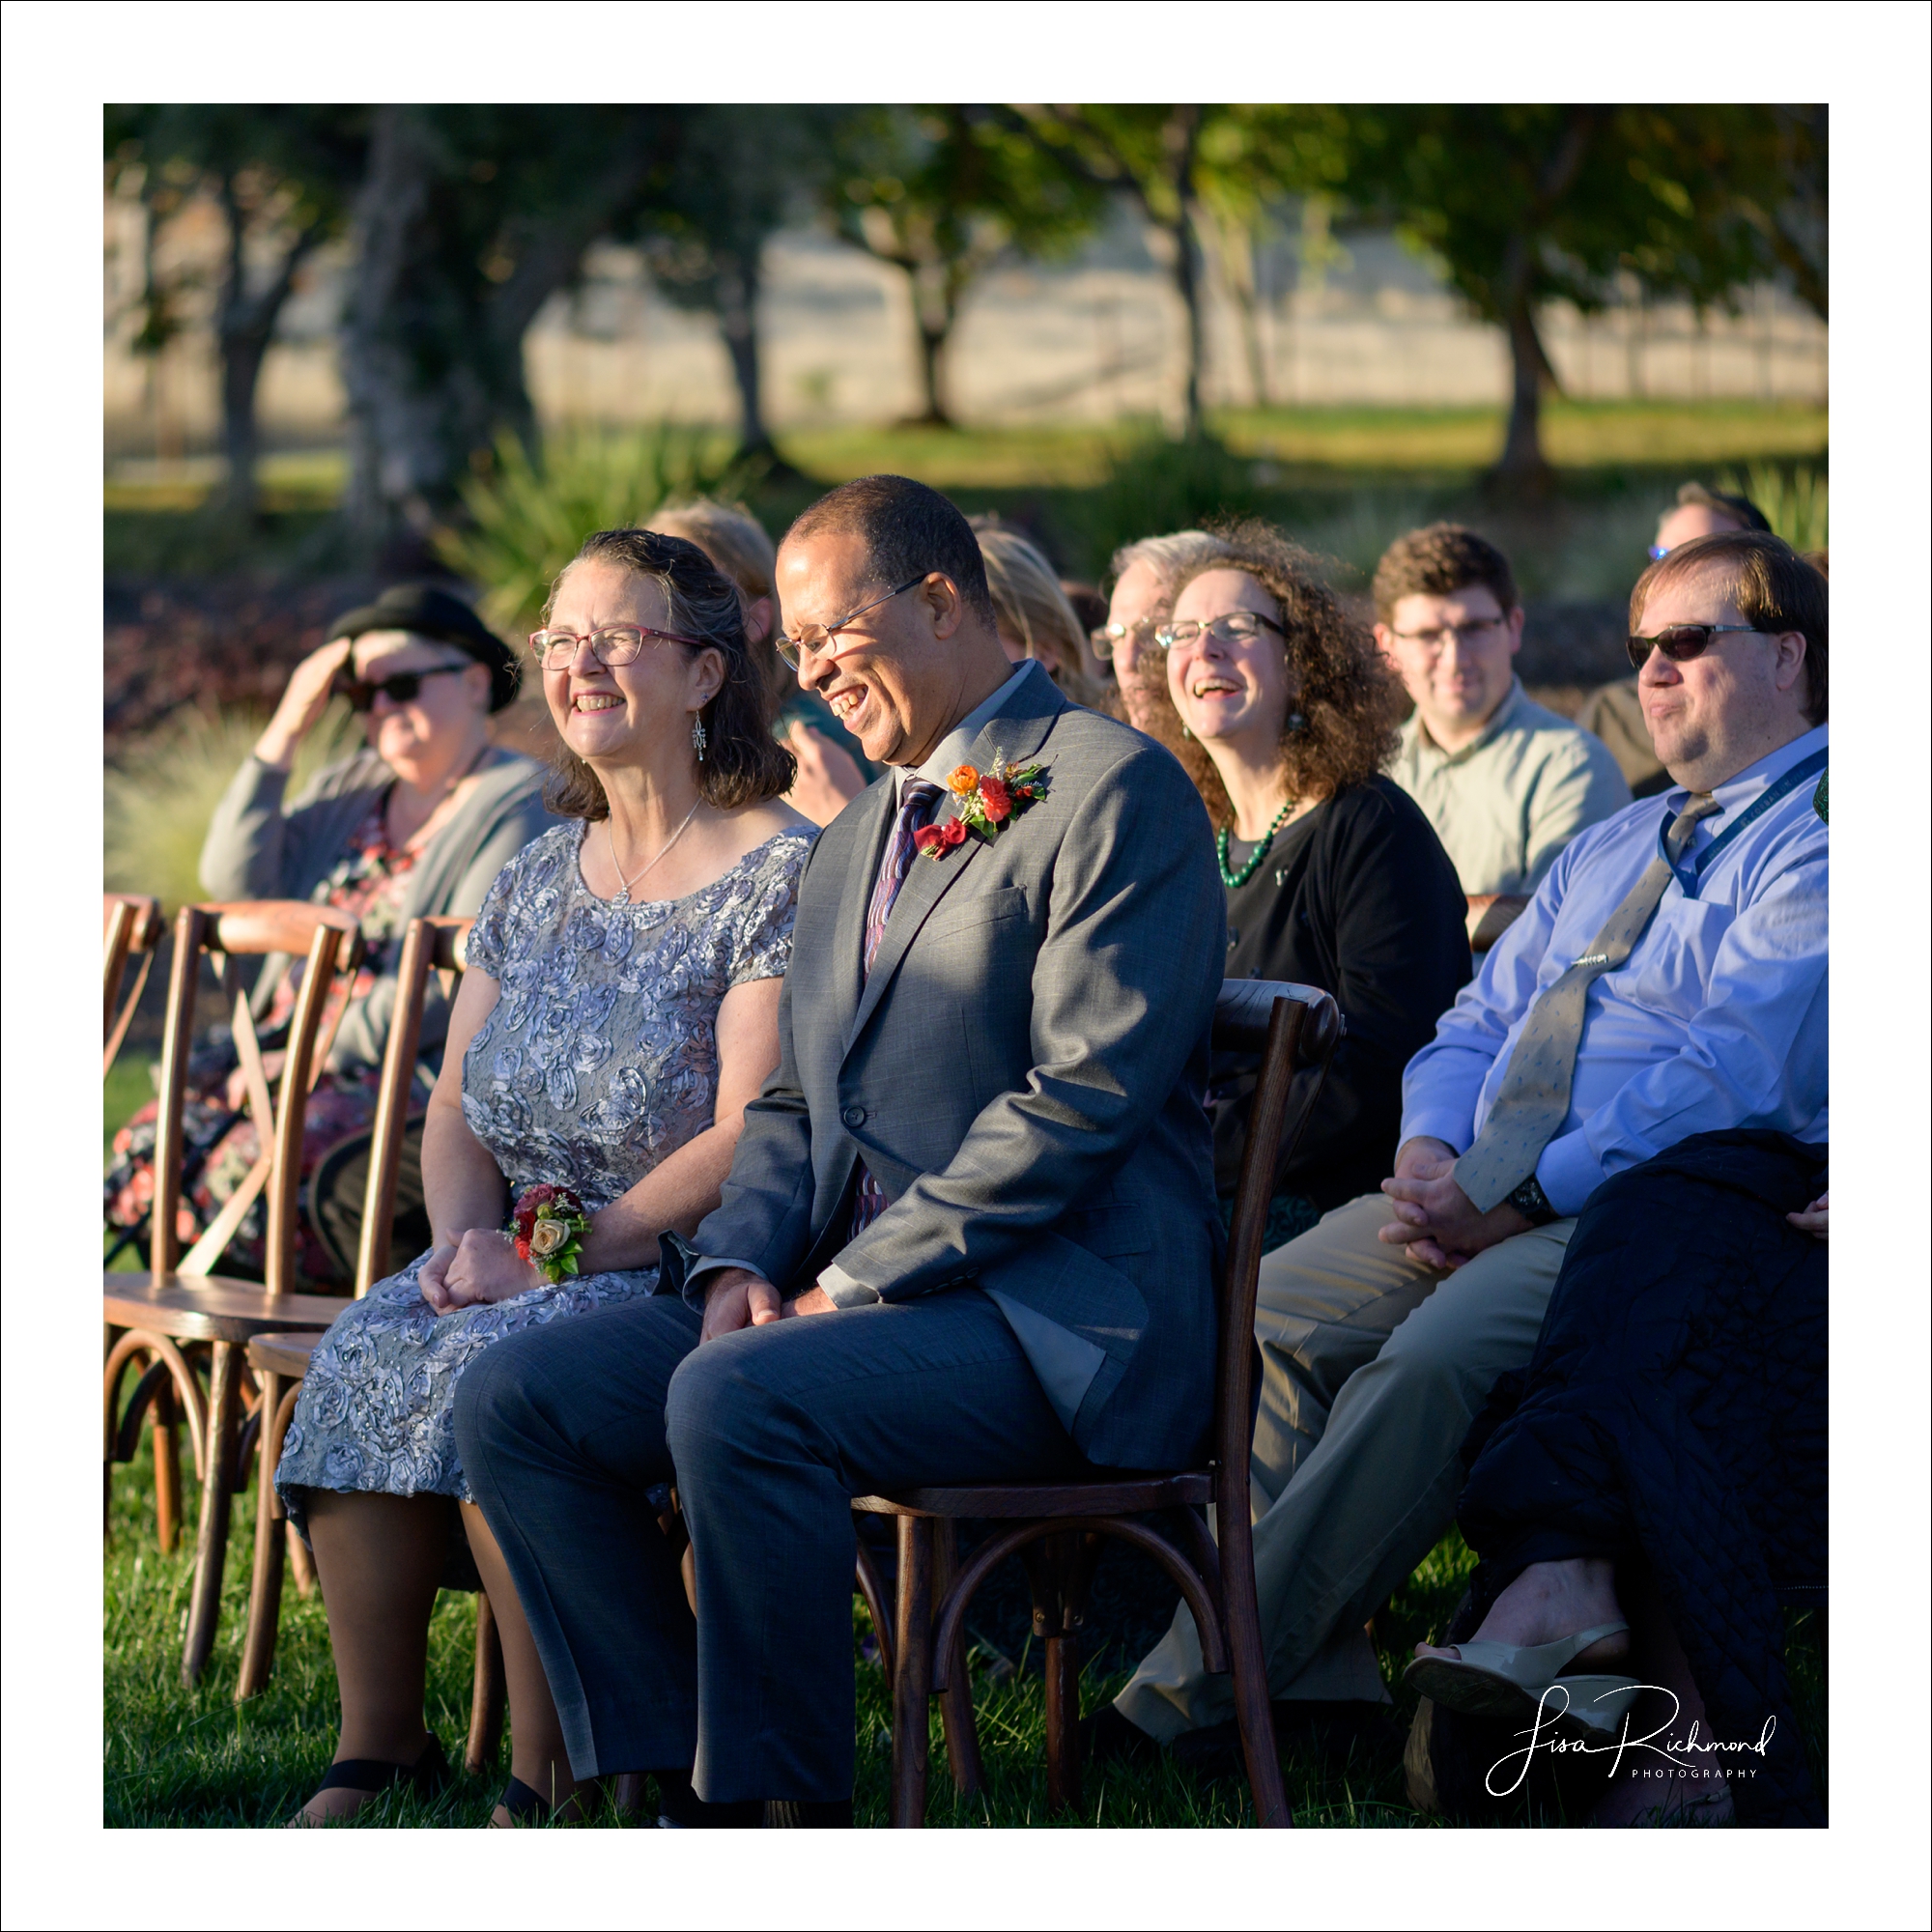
top-left (454, 1288), bottom-right (1079, 1803)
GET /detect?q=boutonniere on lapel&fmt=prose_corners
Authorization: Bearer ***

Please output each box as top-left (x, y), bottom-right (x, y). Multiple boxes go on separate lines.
top-left (915, 755), bottom-right (1049, 860)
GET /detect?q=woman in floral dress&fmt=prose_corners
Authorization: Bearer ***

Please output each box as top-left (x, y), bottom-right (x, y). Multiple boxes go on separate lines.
top-left (275, 531), bottom-right (813, 1826)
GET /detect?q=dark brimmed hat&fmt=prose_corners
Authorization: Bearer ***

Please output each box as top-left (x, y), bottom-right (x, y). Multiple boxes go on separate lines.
top-left (327, 582), bottom-right (522, 712)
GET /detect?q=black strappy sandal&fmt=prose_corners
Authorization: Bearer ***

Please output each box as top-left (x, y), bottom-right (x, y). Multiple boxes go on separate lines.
top-left (294, 1735), bottom-right (449, 1824)
top-left (494, 1776), bottom-right (554, 1826)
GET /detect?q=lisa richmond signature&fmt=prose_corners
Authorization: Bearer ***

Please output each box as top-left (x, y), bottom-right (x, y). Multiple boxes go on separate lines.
top-left (1487, 1684), bottom-right (1776, 1797)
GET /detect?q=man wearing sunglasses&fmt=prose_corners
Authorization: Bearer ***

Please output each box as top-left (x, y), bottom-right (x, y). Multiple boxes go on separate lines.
top-left (1110, 526), bottom-right (1827, 1763)
top-left (1578, 482), bottom-right (1774, 798)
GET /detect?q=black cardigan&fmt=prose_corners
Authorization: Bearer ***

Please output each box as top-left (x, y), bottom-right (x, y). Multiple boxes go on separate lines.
top-left (1212, 776), bottom-right (1469, 1208)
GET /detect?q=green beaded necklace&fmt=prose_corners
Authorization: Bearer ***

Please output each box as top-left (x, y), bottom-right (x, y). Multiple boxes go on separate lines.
top-left (1217, 798), bottom-right (1296, 889)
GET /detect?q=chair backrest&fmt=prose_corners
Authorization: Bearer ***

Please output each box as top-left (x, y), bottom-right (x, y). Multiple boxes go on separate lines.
top-left (148, 901), bottom-right (363, 1293)
top-left (352, 915), bottom-right (471, 1294)
top-left (103, 894), bottom-right (166, 1075)
top-left (1465, 893), bottom-right (1530, 956)
top-left (1208, 980), bottom-right (1343, 1501)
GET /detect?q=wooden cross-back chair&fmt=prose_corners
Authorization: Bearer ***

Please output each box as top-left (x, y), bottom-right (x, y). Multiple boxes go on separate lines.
top-left (232, 918), bottom-right (510, 1769)
top-left (854, 980), bottom-right (1343, 1829)
top-left (104, 893), bottom-right (166, 1076)
top-left (103, 900), bottom-right (366, 1685)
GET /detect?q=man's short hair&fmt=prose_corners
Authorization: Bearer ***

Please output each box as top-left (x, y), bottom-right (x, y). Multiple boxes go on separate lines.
top-left (1372, 523), bottom-right (1520, 624)
top-left (1107, 528), bottom-right (1233, 593)
top-left (1672, 480), bottom-right (1773, 534)
top-left (1631, 529), bottom-right (1828, 723)
top-left (782, 474), bottom-right (996, 628)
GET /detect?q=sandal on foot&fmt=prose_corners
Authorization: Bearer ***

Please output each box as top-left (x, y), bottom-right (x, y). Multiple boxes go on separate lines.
top-left (291, 1735), bottom-right (449, 1825)
top-left (1404, 1623), bottom-right (1639, 1736)
top-left (493, 1776), bottom-right (554, 1827)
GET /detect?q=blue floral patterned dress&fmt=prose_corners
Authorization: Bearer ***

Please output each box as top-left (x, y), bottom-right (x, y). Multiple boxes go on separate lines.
top-left (275, 819), bottom-right (814, 1544)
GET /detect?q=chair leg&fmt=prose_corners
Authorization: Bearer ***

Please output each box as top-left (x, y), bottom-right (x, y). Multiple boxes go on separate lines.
top-left (1022, 1530), bottom-right (1097, 1815)
top-left (467, 1591), bottom-right (507, 1776)
top-left (287, 1522), bottom-right (317, 1598)
top-left (1218, 1509), bottom-right (1292, 1828)
top-left (152, 1380), bottom-right (182, 1554)
top-left (183, 1341), bottom-right (242, 1687)
top-left (236, 1371), bottom-right (287, 1701)
top-left (933, 1520), bottom-right (984, 1799)
top-left (890, 1516), bottom-right (933, 1828)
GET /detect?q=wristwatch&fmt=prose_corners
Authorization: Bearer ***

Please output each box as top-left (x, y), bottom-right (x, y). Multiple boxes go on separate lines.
top-left (1506, 1174), bottom-right (1559, 1227)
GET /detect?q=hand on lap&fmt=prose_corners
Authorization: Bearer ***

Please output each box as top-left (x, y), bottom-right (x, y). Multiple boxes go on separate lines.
top-left (420, 1228), bottom-right (541, 1312)
top-left (1378, 1136), bottom-right (1527, 1269)
top-left (700, 1267), bottom-right (782, 1342)
top-left (1786, 1190), bottom-right (1828, 1239)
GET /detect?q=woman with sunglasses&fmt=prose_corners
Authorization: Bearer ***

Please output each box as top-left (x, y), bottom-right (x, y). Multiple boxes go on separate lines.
top-left (105, 584), bottom-right (555, 1286)
top-left (1155, 522), bottom-right (1470, 1249)
top-left (274, 530), bottom-right (812, 1826)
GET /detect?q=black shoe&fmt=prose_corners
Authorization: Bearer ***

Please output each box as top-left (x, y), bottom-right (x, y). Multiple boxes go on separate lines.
top-left (296, 1735), bottom-right (449, 1824)
top-left (653, 1771), bottom-right (764, 1829)
top-left (762, 1798), bottom-right (854, 1828)
top-left (1080, 1704), bottom-right (1161, 1769)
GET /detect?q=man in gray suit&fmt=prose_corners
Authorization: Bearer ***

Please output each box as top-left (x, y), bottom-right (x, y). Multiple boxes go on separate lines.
top-left (456, 477), bottom-right (1226, 1824)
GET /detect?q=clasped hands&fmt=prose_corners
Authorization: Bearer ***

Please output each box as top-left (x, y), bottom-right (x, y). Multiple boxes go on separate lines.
top-left (419, 1228), bottom-right (544, 1314)
top-left (699, 1266), bottom-right (835, 1343)
top-left (1378, 1136), bottom-right (1531, 1270)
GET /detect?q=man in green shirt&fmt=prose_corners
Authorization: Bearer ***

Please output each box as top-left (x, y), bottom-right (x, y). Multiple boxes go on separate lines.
top-left (1378, 524), bottom-right (1629, 901)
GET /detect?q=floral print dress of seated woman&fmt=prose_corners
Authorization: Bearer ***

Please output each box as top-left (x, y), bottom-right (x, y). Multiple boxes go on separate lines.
top-left (275, 820), bottom-right (813, 1558)
top-left (105, 801), bottom-right (435, 1284)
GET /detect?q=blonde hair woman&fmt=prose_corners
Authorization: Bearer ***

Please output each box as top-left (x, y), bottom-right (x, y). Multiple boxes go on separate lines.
top-left (970, 518), bottom-right (1108, 708)
top-left (652, 498), bottom-right (870, 825)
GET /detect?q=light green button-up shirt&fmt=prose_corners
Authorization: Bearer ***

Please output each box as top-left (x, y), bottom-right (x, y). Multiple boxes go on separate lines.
top-left (1389, 678), bottom-right (1632, 896)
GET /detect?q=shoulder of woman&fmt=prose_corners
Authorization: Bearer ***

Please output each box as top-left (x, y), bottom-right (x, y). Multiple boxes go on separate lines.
top-left (288, 746), bottom-right (390, 808)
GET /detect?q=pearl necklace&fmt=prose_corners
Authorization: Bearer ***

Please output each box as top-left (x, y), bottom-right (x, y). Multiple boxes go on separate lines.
top-left (1217, 798), bottom-right (1296, 889)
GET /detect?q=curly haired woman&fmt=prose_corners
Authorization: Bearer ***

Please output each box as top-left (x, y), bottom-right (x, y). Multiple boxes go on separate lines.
top-left (1153, 521), bottom-right (1470, 1244)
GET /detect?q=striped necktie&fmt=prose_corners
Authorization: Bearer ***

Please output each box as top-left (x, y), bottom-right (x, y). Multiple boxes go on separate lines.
top-left (850, 778), bottom-right (942, 1236)
top-left (1454, 792), bottom-right (1721, 1212)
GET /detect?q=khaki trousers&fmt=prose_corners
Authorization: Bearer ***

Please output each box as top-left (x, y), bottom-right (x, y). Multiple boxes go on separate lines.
top-left (1114, 1191), bottom-right (1575, 1741)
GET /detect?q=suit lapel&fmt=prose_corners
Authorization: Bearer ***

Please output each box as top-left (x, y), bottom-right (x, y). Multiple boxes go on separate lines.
top-left (829, 777), bottom-right (898, 1041)
top-left (843, 668), bottom-right (1066, 1057)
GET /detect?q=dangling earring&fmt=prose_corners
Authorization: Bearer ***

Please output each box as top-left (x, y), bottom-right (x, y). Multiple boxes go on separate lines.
top-left (692, 714), bottom-right (708, 763)
top-left (1286, 711), bottom-right (1309, 736)
top-left (1180, 724), bottom-right (1193, 740)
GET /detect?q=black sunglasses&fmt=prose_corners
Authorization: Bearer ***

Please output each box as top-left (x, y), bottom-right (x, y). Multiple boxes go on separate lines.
top-left (337, 664), bottom-right (473, 712)
top-left (1625, 623), bottom-right (1760, 671)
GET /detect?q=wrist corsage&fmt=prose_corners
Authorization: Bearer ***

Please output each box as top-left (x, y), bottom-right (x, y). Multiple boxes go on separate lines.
top-left (915, 755), bottom-right (1048, 860)
top-left (509, 1183), bottom-right (592, 1284)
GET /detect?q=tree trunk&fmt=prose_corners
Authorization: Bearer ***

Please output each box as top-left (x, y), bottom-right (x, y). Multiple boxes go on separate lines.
top-left (909, 314), bottom-right (954, 427)
top-left (715, 244), bottom-right (774, 460)
top-left (1491, 235), bottom-right (1559, 497)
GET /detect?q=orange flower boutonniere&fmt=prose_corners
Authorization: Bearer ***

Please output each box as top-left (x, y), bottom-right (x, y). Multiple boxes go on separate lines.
top-left (915, 755), bottom-right (1048, 860)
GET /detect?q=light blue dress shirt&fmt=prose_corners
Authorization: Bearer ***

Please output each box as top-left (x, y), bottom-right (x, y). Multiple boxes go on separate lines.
top-left (1401, 723), bottom-right (1828, 1217)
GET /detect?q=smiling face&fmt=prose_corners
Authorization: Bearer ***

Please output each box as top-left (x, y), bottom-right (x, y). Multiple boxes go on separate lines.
top-left (543, 558), bottom-right (723, 779)
top-left (1164, 568), bottom-right (1293, 752)
top-left (777, 527), bottom-right (988, 766)
top-left (351, 629), bottom-right (491, 781)
top-left (1374, 585), bottom-right (1522, 741)
top-left (1634, 562), bottom-right (1811, 790)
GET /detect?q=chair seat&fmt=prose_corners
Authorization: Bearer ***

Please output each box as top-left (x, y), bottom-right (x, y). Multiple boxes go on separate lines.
top-left (246, 1331), bottom-right (329, 1378)
top-left (853, 1470), bottom-right (1212, 1520)
top-left (103, 1273), bottom-right (353, 1346)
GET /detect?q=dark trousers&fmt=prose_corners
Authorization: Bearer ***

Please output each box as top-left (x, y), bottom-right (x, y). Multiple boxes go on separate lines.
top-left (308, 1117), bottom-right (431, 1287)
top-left (453, 1287), bottom-right (1079, 1803)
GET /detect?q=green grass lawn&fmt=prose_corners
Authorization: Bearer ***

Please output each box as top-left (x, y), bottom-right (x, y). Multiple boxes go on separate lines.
top-left (101, 1425), bottom-right (1826, 1828)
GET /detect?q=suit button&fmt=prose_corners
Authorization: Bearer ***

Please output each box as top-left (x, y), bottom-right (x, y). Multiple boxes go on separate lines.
top-left (840, 1104), bottom-right (867, 1127)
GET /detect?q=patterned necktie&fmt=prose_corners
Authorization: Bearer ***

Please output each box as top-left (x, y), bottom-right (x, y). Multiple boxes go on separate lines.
top-left (1454, 792), bottom-right (1722, 1211)
top-left (851, 778), bottom-right (942, 1236)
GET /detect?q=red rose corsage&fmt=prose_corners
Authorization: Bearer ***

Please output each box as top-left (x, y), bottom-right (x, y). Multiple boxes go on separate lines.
top-left (509, 1183), bottom-right (592, 1284)
top-left (914, 755), bottom-right (1048, 860)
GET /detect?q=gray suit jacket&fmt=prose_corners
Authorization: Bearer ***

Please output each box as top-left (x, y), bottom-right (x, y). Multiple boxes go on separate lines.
top-left (679, 663), bottom-right (1227, 1470)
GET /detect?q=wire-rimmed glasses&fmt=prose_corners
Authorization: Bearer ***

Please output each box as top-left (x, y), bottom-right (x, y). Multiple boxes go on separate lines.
top-left (774, 575), bottom-right (927, 671)
top-left (1089, 616), bottom-right (1157, 664)
top-left (1384, 616), bottom-right (1509, 654)
top-left (527, 624), bottom-right (704, 670)
top-left (1154, 611), bottom-right (1287, 652)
